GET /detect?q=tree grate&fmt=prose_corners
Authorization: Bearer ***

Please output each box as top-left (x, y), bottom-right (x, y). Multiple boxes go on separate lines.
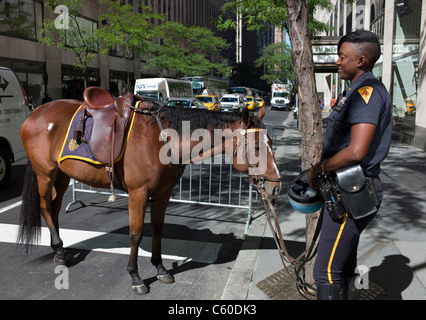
top-left (256, 268), bottom-right (386, 300)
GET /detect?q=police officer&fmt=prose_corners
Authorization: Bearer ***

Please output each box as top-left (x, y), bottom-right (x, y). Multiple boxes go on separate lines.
top-left (308, 30), bottom-right (392, 299)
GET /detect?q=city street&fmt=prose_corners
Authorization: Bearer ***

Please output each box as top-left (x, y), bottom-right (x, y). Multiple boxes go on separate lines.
top-left (2, 107), bottom-right (426, 303)
top-left (0, 0), bottom-right (425, 307)
top-left (0, 107), bottom-right (290, 300)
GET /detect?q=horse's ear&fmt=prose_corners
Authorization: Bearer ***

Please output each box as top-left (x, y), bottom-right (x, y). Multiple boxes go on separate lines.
top-left (242, 107), bottom-right (251, 127)
top-left (256, 107), bottom-right (265, 120)
top-left (132, 93), bottom-right (144, 102)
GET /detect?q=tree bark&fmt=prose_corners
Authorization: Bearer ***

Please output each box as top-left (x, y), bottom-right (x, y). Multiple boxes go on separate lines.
top-left (285, 0), bottom-right (324, 285)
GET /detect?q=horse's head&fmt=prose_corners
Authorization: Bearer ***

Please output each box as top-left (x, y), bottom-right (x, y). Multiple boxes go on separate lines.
top-left (230, 110), bottom-right (282, 200)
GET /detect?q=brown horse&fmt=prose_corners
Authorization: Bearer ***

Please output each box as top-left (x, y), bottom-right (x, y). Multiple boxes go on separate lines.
top-left (18, 91), bottom-right (282, 295)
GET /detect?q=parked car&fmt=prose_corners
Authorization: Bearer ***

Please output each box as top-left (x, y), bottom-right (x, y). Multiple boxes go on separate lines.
top-left (246, 96), bottom-right (258, 110)
top-left (194, 94), bottom-right (221, 111)
top-left (219, 94), bottom-right (245, 112)
top-left (255, 97), bottom-right (265, 108)
top-left (166, 97), bottom-right (205, 109)
top-left (0, 66), bottom-right (30, 187)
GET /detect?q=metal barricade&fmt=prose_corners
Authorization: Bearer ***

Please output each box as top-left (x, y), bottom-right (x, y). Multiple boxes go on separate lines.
top-left (65, 154), bottom-right (255, 237)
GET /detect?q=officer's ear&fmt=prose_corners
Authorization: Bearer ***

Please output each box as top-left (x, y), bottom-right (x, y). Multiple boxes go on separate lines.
top-left (357, 55), bottom-right (370, 71)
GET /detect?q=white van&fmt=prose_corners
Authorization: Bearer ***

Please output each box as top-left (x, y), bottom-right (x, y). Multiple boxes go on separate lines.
top-left (134, 78), bottom-right (192, 101)
top-left (0, 66), bottom-right (30, 187)
top-left (219, 94), bottom-right (245, 112)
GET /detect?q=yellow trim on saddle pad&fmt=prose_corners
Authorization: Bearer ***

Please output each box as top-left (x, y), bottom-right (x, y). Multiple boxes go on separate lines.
top-left (57, 101), bottom-right (141, 164)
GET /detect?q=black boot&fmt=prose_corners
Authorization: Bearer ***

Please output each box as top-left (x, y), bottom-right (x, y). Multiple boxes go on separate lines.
top-left (316, 283), bottom-right (342, 300)
top-left (342, 276), bottom-right (360, 300)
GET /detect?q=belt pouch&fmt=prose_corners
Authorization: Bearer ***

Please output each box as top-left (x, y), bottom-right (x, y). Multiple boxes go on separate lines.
top-left (335, 165), bottom-right (380, 219)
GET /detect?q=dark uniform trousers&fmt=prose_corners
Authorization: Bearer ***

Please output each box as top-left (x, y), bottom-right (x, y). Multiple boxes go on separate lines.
top-left (313, 177), bottom-right (383, 286)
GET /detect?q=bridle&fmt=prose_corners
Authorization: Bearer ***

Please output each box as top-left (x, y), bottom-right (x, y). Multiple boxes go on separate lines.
top-left (235, 127), bottom-right (282, 185)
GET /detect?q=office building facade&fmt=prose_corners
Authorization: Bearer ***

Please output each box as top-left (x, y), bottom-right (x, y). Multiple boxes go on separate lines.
top-left (314, 0), bottom-right (426, 151)
top-left (0, 0), bottom-right (226, 105)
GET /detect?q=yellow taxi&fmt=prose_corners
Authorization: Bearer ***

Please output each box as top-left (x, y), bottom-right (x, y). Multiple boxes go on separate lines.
top-left (194, 94), bottom-right (221, 111)
top-left (255, 97), bottom-right (265, 108)
top-left (246, 96), bottom-right (258, 110)
top-left (405, 98), bottom-right (416, 114)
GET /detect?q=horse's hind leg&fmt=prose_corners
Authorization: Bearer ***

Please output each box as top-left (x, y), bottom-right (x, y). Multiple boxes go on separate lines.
top-left (150, 196), bottom-right (174, 284)
top-left (38, 171), bottom-right (72, 265)
top-left (50, 170), bottom-right (73, 265)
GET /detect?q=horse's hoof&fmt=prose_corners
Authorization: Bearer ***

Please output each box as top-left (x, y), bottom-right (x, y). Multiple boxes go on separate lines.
top-left (132, 283), bottom-right (149, 295)
top-left (157, 273), bottom-right (175, 284)
top-left (156, 264), bottom-right (174, 284)
top-left (54, 252), bottom-right (74, 266)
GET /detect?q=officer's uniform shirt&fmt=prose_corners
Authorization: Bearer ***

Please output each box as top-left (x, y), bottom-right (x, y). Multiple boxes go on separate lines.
top-left (321, 71), bottom-right (392, 177)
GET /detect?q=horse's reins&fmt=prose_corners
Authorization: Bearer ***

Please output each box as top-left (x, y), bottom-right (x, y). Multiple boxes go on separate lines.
top-left (239, 126), bottom-right (321, 299)
top-left (255, 180), bottom-right (322, 299)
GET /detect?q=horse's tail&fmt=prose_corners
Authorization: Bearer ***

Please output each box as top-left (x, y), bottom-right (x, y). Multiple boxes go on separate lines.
top-left (17, 160), bottom-right (41, 253)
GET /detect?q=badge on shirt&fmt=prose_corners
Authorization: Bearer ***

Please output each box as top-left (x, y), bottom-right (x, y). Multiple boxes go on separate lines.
top-left (333, 97), bottom-right (345, 111)
top-left (358, 86), bottom-right (374, 104)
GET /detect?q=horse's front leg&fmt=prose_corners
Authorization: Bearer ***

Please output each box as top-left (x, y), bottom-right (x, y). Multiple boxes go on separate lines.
top-left (127, 190), bottom-right (149, 295)
top-left (150, 194), bottom-right (174, 284)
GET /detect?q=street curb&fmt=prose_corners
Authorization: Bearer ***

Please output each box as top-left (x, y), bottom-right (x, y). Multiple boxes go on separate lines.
top-left (220, 213), bottom-right (268, 300)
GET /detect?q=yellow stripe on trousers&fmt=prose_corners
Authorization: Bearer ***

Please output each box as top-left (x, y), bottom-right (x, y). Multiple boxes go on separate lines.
top-left (327, 213), bottom-right (348, 284)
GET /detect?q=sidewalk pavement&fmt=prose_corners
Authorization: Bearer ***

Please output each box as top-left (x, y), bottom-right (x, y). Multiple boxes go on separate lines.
top-left (222, 111), bottom-right (426, 300)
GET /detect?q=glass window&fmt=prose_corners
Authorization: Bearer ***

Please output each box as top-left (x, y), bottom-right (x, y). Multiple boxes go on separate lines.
top-left (64, 16), bottom-right (98, 51)
top-left (346, 3), bottom-right (352, 33)
top-left (196, 96), bottom-right (213, 103)
top-left (391, 0), bottom-right (421, 138)
top-left (355, 0), bottom-right (366, 31)
top-left (15, 71), bottom-right (45, 107)
top-left (334, 2), bottom-right (338, 36)
top-left (339, 0), bottom-right (345, 36)
top-left (221, 97), bottom-right (238, 103)
top-left (0, 0), bottom-right (42, 40)
top-left (272, 92), bottom-right (289, 99)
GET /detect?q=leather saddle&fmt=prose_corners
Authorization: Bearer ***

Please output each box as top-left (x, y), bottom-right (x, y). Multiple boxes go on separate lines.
top-left (82, 87), bottom-right (132, 164)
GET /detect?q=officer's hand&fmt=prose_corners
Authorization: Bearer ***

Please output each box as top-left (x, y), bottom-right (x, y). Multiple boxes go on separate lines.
top-left (307, 166), bottom-right (319, 190)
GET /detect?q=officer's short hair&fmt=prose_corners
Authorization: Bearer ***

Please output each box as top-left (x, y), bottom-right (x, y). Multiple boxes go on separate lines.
top-left (338, 30), bottom-right (381, 70)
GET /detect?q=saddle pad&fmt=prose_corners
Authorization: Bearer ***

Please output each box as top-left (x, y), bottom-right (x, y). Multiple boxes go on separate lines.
top-left (58, 104), bottom-right (138, 164)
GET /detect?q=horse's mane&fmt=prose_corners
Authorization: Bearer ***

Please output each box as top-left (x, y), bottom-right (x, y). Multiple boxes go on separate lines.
top-left (138, 98), bottom-right (265, 133)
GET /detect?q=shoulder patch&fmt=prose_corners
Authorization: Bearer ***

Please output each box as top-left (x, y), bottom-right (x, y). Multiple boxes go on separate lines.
top-left (358, 86), bottom-right (374, 104)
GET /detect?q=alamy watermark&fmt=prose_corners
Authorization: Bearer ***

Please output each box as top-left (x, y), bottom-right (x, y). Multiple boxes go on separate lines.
top-left (355, 265), bottom-right (369, 290)
top-left (54, 5), bottom-right (69, 30)
top-left (54, 265), bottom-right (69, 290)
top-left (157, 124), bottom-right (270, 175)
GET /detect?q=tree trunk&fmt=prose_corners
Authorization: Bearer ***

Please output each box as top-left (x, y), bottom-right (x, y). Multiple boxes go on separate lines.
top-left (285, 0), bottom-right (324, 285)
